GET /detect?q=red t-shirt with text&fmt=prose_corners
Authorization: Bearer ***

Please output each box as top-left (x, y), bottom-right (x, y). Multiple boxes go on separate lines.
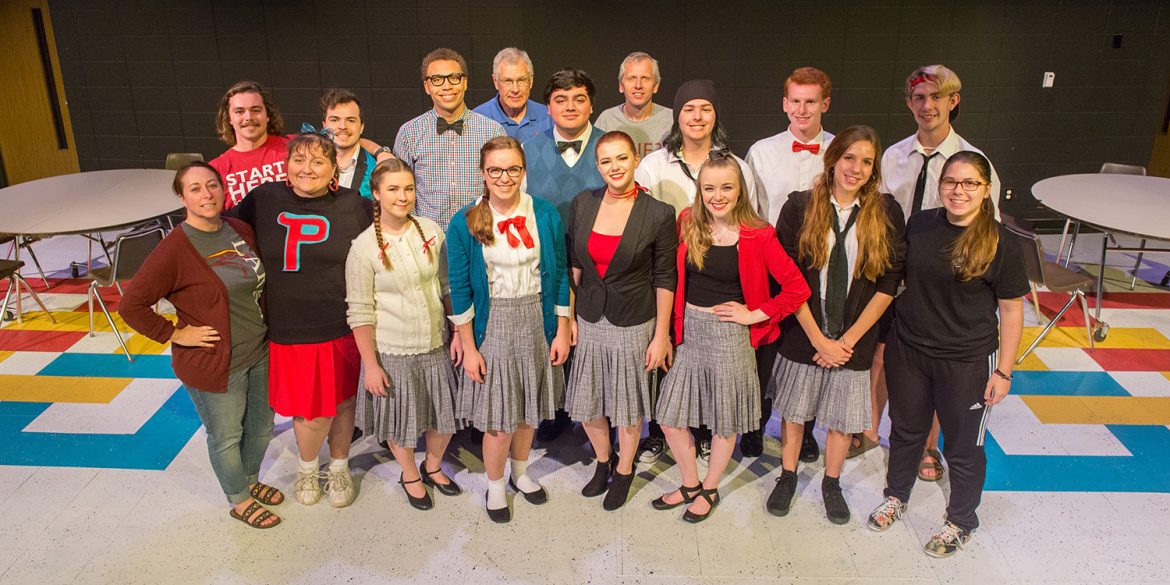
top-left (210, 135), bottom-right (290, 209)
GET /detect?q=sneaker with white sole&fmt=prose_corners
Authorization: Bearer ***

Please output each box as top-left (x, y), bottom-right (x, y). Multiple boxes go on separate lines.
top-left (697, 438), bottom-right (711, 466)
top-left (637, 437), bottom-right (665, 464)
top-left (295, 469), bottom-right (325, 505)
top-left (866, 495), bottom-right (906, 532)
top-left (325, 468), bottom-right (356, 508)
top-left (923, 521), bottom-right (972, 558)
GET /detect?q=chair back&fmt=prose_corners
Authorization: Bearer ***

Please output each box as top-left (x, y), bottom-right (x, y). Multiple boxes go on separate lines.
top-left (1099, 162), bottom-right (1146, 175)
top-left (165, 153), bottom-right (205, 171)
top-left (107, 226), bottom-right (165, 285)
top-left (1003, 223), bottom-right (1047, 287)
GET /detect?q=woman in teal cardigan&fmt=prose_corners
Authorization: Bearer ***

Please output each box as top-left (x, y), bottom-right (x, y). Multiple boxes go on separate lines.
top-left (446, 136), bottom-right (572, 523)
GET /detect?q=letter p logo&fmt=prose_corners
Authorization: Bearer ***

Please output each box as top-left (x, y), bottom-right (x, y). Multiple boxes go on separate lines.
top-left (277, 212), bottom-right (330, 271)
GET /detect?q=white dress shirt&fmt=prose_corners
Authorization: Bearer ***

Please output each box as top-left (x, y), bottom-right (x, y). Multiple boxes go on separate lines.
top-left (337, 147), bottom-right (361, 189)
top-left (345, 217), bottom-right (449, 355)
top-left (635, 147), bottom-right (766, 217)
top-left (880, 127), bottom-right (1001, 220)
top-left (746, 128), bottom-right (835, 225)
top-left (553, 124), bottom-right (593, 168)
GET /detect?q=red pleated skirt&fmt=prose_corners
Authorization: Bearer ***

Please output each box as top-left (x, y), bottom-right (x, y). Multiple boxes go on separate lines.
top-left (268, 333), bottom-right (360, 418)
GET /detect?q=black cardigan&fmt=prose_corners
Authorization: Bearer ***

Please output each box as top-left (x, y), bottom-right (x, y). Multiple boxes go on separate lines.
top-left (775, 190), bottom-right (906, 370)
top-left (568, 187), bottom-right (678, 326)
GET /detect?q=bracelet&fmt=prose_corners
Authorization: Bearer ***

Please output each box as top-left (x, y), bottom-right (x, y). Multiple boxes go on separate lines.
top-left (993, 368), bottom-right (1013, 381)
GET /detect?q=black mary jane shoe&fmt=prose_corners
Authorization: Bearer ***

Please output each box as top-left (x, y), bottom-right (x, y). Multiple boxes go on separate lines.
top-left (651, 484), bottom-right (702, 511)
top-left (509, 478), bottom-right (549, 505)
top-left (399, 475), bottom-right (433, 511)
top-left (682, 487), bottom-right (721, 524)
top-left (420, 461), bottom-right (463, 496)
top-left (602, 468), bottom-right (635, 511)
top-left (485, 493), bottom-right (512, 523)
top-left (581, 459), bottom-right (612, 498)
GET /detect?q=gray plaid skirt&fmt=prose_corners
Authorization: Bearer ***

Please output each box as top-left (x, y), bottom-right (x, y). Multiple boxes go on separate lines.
top-left (655, 306), bottom-right (760, 437)
top-left (455, 295), bottom-right (564, 433)
top-left (769, 356), bottom-right (872, 434)
top-left (356, 346), bottom-right (458, 448)
top-left (565, 316), bottom-right (656, 427)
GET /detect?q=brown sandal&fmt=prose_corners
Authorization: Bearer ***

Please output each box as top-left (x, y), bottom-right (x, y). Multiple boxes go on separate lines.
top-left (847, 434), bottom-right (881, 459)
top-left (917, 449), bottom-right (945, 482)
top-left (230, 500), bottom-right (281, 529)
top-left (250, 482), bottom-right (285, 506)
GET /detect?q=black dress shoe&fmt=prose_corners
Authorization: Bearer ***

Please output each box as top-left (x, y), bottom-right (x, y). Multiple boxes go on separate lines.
top-left (799, 431), bottom-right (820, 463)
top-left (740, 430), bottom-right (764, 458)
top-left (485, 493), bottom-right (511, 523)
top-left (420, 461), bottom-right (462, 496)
top-left (682, 487), bottom-right (720, 523)
top-left (536, 411), bottom-right (571, 443)
top-left (509, 478), bottom-right (549, 505)
top-left (603, 468), bottom-right (635, 511)
top-left (581, 459), bottom-right (611, 497)
top-left (651, 484), bottom-right (701, 511)
top-left (399, 475), bottom-right (433, 511)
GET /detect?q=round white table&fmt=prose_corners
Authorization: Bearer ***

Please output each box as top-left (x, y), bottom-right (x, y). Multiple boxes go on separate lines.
top-left (1032, 173), bottom-right (1170, 340)
top-left (0, 168), bottom-right (179, 319)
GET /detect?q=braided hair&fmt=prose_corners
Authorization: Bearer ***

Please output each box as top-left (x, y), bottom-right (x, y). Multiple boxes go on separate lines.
top-left (369, 158), bottom-right (433, 270)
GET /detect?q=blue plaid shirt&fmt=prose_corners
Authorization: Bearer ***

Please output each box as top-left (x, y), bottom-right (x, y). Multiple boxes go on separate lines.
top-left (393, 108), bottom-right (505, 229)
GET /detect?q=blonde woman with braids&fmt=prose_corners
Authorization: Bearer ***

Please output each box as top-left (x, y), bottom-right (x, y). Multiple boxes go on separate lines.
top-left (345, 159), bottom-right (462, 511)
top-left (867, 151), bottom-right (1026, 558)
top-left (652, 153), bottom-right (809, 523)
top-left (766, 125), bottom-right (906, 524)
top-left (446, 136), bottom-right (572, 523)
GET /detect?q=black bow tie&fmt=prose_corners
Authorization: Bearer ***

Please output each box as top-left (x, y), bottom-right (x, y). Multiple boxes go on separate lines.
top-left (437, 117), bottom-right (464, 135)
top-left (556, 140), bottom-right (582, 154)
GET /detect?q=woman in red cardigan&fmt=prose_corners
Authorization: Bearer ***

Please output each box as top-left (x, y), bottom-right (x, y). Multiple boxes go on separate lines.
top-left (121, 162), bottom-right (278, 529)
top-left (653, 152), bottom-right (810, 522)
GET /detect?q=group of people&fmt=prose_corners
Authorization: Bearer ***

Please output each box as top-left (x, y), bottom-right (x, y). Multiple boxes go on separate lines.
top-left (117, 47), bottom-right (1026, 560)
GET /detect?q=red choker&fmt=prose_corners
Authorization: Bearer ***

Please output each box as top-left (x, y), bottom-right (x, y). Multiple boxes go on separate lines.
top-left (606, 186), bottom-right (638, 200)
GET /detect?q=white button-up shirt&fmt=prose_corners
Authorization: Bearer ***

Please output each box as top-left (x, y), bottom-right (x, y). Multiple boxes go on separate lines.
top-left (746, 128), bottom-right (835, 225)
top-left (880, 127), bottom-right (1001, 220)
top-left (635, 147), bottom-right (766, 217)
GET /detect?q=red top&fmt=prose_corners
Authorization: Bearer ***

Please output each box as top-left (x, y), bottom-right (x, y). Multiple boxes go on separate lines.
top-left (210, 134), bottom-right (291, 209)
top-left (673, 209), bottom-right (811, 348)
top-left (588, 231), bottom-right (622, 279)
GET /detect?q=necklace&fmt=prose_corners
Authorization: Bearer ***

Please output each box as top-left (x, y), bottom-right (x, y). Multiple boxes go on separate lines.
top-left (337, 150), bottom-right (357, 172)
top-left (712, 222), bottom-right (738, 245)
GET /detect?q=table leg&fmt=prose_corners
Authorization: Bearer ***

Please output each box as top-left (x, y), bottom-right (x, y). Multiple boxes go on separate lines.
top-left (13, 235), bottom-right (23, 319)
top-left (1094, 232), bottom-right (1108, 325)
top-left (1056, 219), bottom-right (1071, 265)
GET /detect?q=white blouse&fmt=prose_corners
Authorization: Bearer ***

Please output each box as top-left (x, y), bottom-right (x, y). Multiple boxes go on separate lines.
top-left (345, 217), bottom-right (449, 355)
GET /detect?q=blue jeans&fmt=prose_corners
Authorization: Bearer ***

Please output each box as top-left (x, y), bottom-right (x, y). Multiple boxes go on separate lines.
top-left (184, 354), bottom-right (274, 505)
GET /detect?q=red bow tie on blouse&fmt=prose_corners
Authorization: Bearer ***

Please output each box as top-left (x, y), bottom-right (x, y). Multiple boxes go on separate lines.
top-left (792, 141), bottom-right (820, 154)
top-left (497, 216), bottom-right (535, 249)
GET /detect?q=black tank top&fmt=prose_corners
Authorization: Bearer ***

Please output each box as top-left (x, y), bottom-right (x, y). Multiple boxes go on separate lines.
top-left (685, 244), bottom-right (745, 307)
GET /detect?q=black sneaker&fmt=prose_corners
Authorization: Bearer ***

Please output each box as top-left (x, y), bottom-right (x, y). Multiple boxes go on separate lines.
top-left (766, 470), bottom-right (797, 516)
top-left (637, 437), bottom-right (665, 464)
top-left (799, 431), bottom-right (820, 463)
top-left (697, 438), bottom-right (712, 464)
top-left (740, 430), bottom-right (764, 458)
top-left (822, 477), bottom-right (850, 525)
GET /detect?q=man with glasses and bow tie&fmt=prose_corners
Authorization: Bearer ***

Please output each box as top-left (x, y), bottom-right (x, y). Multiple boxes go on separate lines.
top-left (473, 47), bottom-right (551, 143)
top-left (394, 48), bottom-right (505, 229)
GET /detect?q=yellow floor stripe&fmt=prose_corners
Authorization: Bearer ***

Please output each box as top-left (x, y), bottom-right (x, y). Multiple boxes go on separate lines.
top-left (1022, 395), bottom-right (1170, 425)
top-left (0, 375), bottom-right (131, 403)
top-left (0, 311), bottom-right (132, 333)
top-left (121, 333), bottom-right (170, 355)
top-left (0, 351), bottom-right (12, 364)
top-left (1014, 351), bottom-right (1048, 371)
top-left (1019, 326), bottom-right (1170, 350)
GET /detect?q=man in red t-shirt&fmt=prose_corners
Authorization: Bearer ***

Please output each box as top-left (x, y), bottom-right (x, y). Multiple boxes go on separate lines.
top-left (210, 81), bottom-right (290, 209)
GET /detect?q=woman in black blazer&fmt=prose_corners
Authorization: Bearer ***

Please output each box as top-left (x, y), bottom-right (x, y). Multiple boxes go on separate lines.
top-left (766, 125), bottom-right (906, 524)
top-left (565, 131), bottom-right (678, 510)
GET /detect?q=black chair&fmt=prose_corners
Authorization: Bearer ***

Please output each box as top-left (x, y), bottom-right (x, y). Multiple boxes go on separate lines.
top-left (1, 234), bottom-right (49, 288)
top-left (1004, 223), bottom-right (1096, 363)
top-left (1, 259), bottom-right (58, 325)
top-left (159, 153), bottom-right (204, 230)
top-left (88, 226), bottom-right (165, 361)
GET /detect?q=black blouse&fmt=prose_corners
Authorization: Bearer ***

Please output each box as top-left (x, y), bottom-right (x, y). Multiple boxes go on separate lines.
top-left (685, 244), bottom-right (745, 307)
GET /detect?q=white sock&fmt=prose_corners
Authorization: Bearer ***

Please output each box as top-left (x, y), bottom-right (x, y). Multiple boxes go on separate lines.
top-left (486, 477), bottom-right (508, 509)
top-left (510, 458), bottom-right (541, 493)
top-left (298, 457), bottom-right (318, 474)
top-left (328, 457), bottom-right (349, 473)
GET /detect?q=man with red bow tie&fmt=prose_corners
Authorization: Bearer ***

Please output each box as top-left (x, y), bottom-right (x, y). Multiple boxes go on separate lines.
top-left (746, 67), bottom-right (835, 226)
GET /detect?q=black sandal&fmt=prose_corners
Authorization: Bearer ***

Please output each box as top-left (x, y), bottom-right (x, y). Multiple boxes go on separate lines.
top-left (399, 475), bottom-right (434, 511)
top-left (229, 500), bottom-right (280, 529)
top-left (682, 487), bottom-right (720, 523)
top-left (419, 461), bottom-right (462, 496)
top-left (249, 482), bottom-right (285, 506)
top-left (651, 484), bottom-right (701, 511)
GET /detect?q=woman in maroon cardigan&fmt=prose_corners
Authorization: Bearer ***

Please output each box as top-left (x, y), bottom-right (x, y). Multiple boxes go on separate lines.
top-left (121, 162), bottom-right (279, 529)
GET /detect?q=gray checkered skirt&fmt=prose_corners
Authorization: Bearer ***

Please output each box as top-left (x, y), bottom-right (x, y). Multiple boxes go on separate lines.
top-left (565, 316), bottom-right (656, 427)
top-left (769, 356), bottom-right (872, 434)
top-left (655, 307), bottom-right (760, 437)
top-left (356, 346), bottom-right (458, 447)
top-left (455, 295), bottom-right (565, 433)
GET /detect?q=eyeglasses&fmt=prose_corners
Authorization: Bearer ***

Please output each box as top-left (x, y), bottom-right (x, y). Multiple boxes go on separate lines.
top-left (939, 178), bottom-right (988, 192)
top-left (486, 166), bottom-right (524, 179)
top-left (425, 73), bottom-right (466, 86)
top-left (497, 77), bottom-right (531, 89)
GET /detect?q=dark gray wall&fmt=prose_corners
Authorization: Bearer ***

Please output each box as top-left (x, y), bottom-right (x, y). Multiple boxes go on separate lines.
top-left (48, 0), bottom-right (1170, 217)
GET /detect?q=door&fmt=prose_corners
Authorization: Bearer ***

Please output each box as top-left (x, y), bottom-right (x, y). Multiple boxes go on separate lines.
top-left (1149, 75), bottom-right (1170, 178)
top-left (0, 0), bottom-right (78, 187)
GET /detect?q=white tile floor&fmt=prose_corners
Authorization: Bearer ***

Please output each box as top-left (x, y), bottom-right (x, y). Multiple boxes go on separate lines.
top-left (3, 231), bottom-right (1170, 584)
